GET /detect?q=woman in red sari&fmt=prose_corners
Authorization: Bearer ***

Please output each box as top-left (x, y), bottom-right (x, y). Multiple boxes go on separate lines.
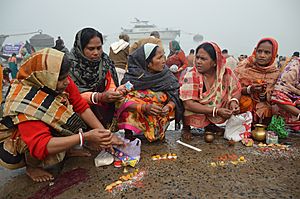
top-left (180, 42), bottom-right (241, 139)
top-left (166, 40), bottom-right (189, 81)
top-left (234, 38), bottom-right (280, 125)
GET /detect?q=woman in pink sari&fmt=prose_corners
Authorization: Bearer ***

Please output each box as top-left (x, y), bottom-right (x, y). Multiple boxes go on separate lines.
top-left (272, 58), bottom-right (300, 131)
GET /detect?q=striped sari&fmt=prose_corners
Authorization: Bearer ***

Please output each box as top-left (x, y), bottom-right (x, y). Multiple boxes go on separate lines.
top-left (0, 48), bottom-right (86, 169)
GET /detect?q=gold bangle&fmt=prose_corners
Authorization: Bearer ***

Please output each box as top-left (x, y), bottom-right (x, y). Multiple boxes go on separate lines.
top-left (136, 104), bottom-right (142, 113)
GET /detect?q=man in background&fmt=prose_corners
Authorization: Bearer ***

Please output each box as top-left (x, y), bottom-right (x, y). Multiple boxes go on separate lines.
top-left (129, 31), bottom-right (163, 54)
top-left (222, 49), bottom-right (238, 70)
top-left (109, 34), bottom-right (130, 83)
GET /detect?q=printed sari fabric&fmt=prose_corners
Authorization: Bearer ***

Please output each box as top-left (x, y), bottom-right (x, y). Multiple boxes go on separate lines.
top-left (116, 90), bottom-right (174, 142)
top-left (271, 58), bottom-right (300, 131)
top-left (0, 48), bottom-right (86, 169)
top-left (180, 42), bottom-right (241, 128)
top-left (118, 44), bottom-right (182, 142)
top-left (234, 38), bottom-right (280, 123)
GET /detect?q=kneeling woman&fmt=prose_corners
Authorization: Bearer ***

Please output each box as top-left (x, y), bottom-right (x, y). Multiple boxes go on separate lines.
top-left (234, 38), bottom-right (280, 125)
top-left (115, 44), bottom-right (182, 142)
top-left (0, 49), bottom-right (121, 182)
top-left (180, 42), bottom-right (241, 139)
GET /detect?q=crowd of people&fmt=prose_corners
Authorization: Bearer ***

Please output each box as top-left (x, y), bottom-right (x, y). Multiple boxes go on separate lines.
top-left (0, 28), bottom-right (299, 182)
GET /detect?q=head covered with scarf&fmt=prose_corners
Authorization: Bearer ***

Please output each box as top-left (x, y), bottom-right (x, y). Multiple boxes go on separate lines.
top-left (0, 48), bottom-right (86, 135)
top-left (69, 27), bottom-right (119, 93)
top-left (122, 43), bottom-right (183, 122)
top-left (168, 40), bottom-right (181, 57)
top-left (234, 37), bottom-right (280, 107)
top-left (180, 41), bottom-right (241, 124)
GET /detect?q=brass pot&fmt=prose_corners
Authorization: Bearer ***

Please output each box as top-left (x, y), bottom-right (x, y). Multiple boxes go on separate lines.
top-left (204, 132), bottom-right (215, 143)
top-left (251, 124), bottom-right (267, 141)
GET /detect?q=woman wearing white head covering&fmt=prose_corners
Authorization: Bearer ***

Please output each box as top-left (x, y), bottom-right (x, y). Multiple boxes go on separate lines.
top-left (115, 44), bottom-right (183, 142)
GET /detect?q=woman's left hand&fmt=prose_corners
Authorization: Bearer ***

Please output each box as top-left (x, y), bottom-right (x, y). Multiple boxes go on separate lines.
top-left (111, 134), bottom-right (124, 146)
top-left (115, 85), bottom-right (128, 96)
top-left (229, 101), bottom-right (240, 115)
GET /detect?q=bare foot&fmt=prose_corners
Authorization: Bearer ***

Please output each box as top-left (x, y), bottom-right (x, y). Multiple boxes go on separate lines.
top-left (67, 148), bottom-right (91, 157)
top-left (26, 166), bottom-right (54, 182)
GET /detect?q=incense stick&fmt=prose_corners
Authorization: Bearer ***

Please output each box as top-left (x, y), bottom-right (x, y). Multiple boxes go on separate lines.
top-left (176, 140), bottom-right (202, 152)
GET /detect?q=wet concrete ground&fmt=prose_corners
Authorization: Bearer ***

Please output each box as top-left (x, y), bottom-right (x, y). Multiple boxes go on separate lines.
top-left (1, 129), bottom-right (300, 199)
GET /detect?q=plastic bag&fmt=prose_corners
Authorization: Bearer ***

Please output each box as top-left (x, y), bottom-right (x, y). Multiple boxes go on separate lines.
top-left (94, 150), bottom-right (114, 167)
top-left (224, 111), bottom-right (252, 141)
top-left (112, 138), bottom-right (141, 167)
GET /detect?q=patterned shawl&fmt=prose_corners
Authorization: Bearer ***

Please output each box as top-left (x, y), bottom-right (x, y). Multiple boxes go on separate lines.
top-left (180, 42), bottom-right (241, 124)
top-left (121, 45), bottom-right (183, 122)
top-left (234, 38), bottom-right (280, 100)
top-left (69, 29), bottom-right (119, 93)
top-left (0, 48), bottom-right (86, 137)
top-left (272, 58), bottom-right (300, 106)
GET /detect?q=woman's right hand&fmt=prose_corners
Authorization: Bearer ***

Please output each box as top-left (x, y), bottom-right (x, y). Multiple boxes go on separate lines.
top-left (85, 129), bottom-right (113, 149)
top-left (217, 108), bottom-right (233, 119)
top-left (100, 90), bottom-right (124, 103)
top-left (250, 83), bottom-right (267, 94)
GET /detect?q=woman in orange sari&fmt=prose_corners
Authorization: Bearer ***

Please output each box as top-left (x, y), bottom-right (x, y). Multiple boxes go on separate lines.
top-left (234, 38), bottom-right (280, 125)
top-left (180, 42), bottom-right (241, 139)
top-left (0, 49), bottom-right (121, 182)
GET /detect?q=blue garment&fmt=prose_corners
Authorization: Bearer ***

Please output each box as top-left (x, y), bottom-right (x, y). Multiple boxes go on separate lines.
top-left (8, 62), bottom-right (18, 79)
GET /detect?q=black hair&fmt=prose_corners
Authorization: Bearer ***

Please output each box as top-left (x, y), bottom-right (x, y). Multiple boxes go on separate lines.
top-left (190, 49), bottom-right (195, 54)
top-left (80, 28), bottom-right (103, 50)
top-left (150, 31), bottom-right (160, 39)
top-left (257, 40), bottom-right (273, 48)
top-left (196, 43), bottom-right (216, 61)
top-left (222, 49), bottom-right (228, 54)
top-left (146, 46), bottom-right (159, 66)
top-left (53, 36), bottom-right (64, 51)
top-left (292, 51), bottom-right (299, 57)
top-left (119, 34), bottom-right (129, 42)
top-left (12, 53), bottom-right (16, 56)
top-left (59, 54), bottom-right (72, 79)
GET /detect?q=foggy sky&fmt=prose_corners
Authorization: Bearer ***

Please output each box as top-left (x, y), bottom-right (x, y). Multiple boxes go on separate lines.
top-left (1, 0), bottom-right (299, 57)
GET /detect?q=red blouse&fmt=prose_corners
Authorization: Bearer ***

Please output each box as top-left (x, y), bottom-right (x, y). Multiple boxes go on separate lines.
top-left (19, 76), bottom-right (89, 160)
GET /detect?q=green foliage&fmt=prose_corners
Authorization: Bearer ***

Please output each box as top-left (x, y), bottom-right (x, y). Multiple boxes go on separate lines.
top-left (267, 115), bottom-right (288, 139)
